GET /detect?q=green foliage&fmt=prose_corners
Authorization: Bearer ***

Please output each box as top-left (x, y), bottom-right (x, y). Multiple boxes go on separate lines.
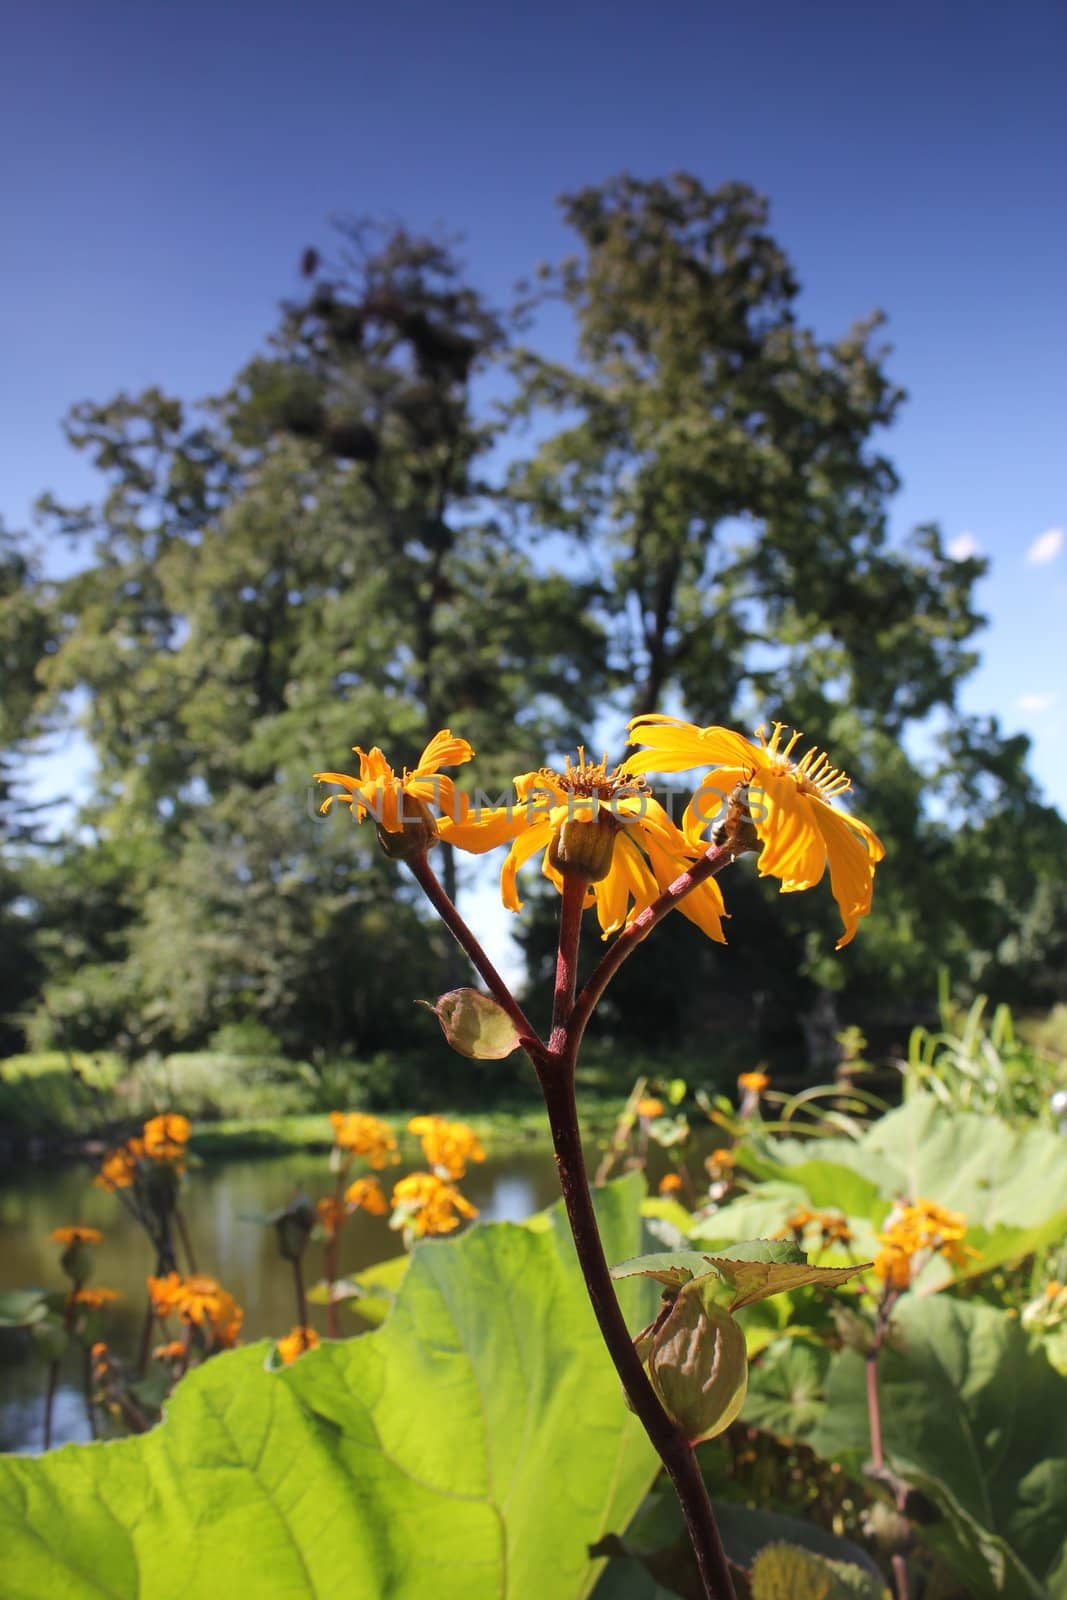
top-left (0, 1050), bottom-right (124, 1134)
top-left (811, 1296), bottom-right (1067, 1597)
top-left (0, 1176), bottom-right (659, 1599)
top-left (749, 1543), bottom-right (889, 1599)
top-left (906, 977), bottom-right (1065, 1125)
top-left (696, 1092), bottom-right (1067, 1287)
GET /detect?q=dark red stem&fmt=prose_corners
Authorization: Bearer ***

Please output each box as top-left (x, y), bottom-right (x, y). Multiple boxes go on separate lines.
top-left (534, 872), bottom-right (737, 1600)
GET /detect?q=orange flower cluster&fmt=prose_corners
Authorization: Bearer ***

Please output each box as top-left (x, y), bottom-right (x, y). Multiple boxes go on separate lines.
top-left (143, 1113), bottom-right (191, 1162)
top-left (391, 1172), bottom-right (479, 1238)
top-left (51, 1225), bottom-right (102, 1246)
top-left (277, 1325), bottom-right (320, 1364)
top-left (706, 1148), bottom-right (737, 1175)
top-left (408, 1115), bottom-right (485, 1180)
top-left (329, 1111), bottom-right (398, 1169)
top-left (874, 1199), bottom-right (977, 1290)
top-left (71, 1287), bottom-right (123, 1310)
top-left (147, 1272), bottom-right (243, 1347)
top-left (344, 1176), bottom-right (389, 1216)
top-left (738, 1070), bottom-right (769, 1096)
top-left (658, 1172), bottom-right (684, 1195)
top-left (635, 1097), bottom-right (665, 1120)
top-left (781, 1207), bottom-right (854, 1250)
top-left (95, 1112), bottom-right (192, 1191)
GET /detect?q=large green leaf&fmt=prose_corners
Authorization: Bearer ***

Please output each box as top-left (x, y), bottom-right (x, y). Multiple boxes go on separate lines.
top-left (0, 1175), bottom-right (659, 1599)
top-left (812, 1295), bottom-right (1067, 1598)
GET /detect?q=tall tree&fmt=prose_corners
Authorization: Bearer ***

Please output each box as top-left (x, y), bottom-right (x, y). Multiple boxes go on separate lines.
top-left (26, 226), bottom-right (603, 1054)
top-left (509, 174), bottom-right (1062, 1057)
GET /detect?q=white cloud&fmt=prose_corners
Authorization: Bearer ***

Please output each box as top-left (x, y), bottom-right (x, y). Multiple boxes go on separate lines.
top-left (1018, 692), bottom-right (1057, 713)
top-left (947, 531), bottom-right (980, 561)
top-left (1025, 527), bottom-right (1064, 566)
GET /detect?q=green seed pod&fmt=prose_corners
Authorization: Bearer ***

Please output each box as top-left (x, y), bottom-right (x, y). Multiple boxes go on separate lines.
top-left (275, 1193), bottom-right (317, 1262)
top-left (60, 1240), bottom-right (95, 1286)
top-left (548, 810), bottom-right (619, 882)
top-left (646, 1279), bottom-right (749, 1445)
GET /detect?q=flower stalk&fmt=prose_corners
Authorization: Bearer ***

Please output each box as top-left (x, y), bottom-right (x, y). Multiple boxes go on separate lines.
top-left (410, 845), bottom-right (742, 1599)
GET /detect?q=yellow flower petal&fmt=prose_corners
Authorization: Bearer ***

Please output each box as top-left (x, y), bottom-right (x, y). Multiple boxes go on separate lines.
top-left (808, 799), bottom-right (882, 948)
top-left (440, 805), bottom-right (530, 854)
top-left (501, 818), bottom-right (554, 911)
top-left (627, 716), bottom-right (765, 774)
top-left (415, 729), bottom-right (474, 775)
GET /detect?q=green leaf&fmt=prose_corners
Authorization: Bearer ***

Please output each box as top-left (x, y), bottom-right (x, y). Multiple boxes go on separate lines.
top-left (611, 1250), bottom-right (729, 1290)
top-left (0, 1175), bottom-right (659, 1599)
top-left (418, 987), bottom-right (521, 1059)
top-left (0, 1289), bottom-right (50, 1328)
top-left (811, 1295), bottom-right (1067, 1597)
top-left (612, 1240), bottom-right (809, 1293)
top-left (743, 1338), bottom-right (831, 1441)
top-left (750, 1543), bottom-right (889, 1599)
top-left (702, 1256), bottom-right (870, 1312)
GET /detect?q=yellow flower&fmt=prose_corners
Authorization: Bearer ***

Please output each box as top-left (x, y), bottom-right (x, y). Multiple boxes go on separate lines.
top-left (636, 1097), bottom-right (665, 1119)
top-left (277, 1325), bottom-right (319, 1364)
top-left (211, 1290), bottom-right (243, 1348)
top-left (51, 1225), bottom-right (103, 1246)
top-left (153, 1340), bottom-right (186, 1362)
top-left (874, 1242), bottom-right (913, 1289)
top-left (391, 1172), bottom-right (479, 1237)
top-left (315, 730), bottom-right (473, 837)
top-left (874, 1197), bottom-right (978, 1290)
top-left (408, 1115), bottom-right (486, 1180)
top-left (738, 1070), bottom-right (769, 1095)
top-left (329, 1111), bottom-right (398, 1168)
top-left (626, 716), bottom-right (885, 948)
top-left (707, 1147), bottom-right (737, 1171)
top-left (344, 1176), bottom-right (389, 1216)
top-left (71, 1287), bottom-right (123, 1310)
top-left (94, 1139), bottom-right (145, 1191)
top-left (147, 1272), bottom-right (186, 1317)
top-left (143, 1113), bottom-right (191, 1161)
top-left (658, 1172), bottom-right (684, 1195)
top-left (440, 749), bottom-right (727, 942)
top-left (147, 1272), bottom-right (242, 1343)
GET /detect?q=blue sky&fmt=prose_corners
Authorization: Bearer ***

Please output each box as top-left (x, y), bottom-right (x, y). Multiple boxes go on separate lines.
top-left (4, 0), bottom-right (1065, 810)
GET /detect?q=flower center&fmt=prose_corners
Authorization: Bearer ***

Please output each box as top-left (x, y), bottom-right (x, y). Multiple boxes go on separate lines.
top-left (756, 723), bottom-right (852, 801)
top-left (542, 748), bottom-right (648, 802)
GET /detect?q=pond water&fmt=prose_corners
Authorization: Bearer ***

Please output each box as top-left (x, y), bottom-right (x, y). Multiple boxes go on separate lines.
top-left (0, 1144), bottom-right (567, 1454)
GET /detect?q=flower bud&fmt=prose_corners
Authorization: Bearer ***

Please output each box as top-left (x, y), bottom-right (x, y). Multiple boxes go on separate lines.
top-left (646, 1281), bottom-right (749, 1445)
top-left (59, 1241), bottom-right (95, 1286)
top-left (375, 793), bottom-right (439, 861)
top-left (548, 809), bottom-right (619, 882)
top-left (275, 1193), bottom-right (316, 1262)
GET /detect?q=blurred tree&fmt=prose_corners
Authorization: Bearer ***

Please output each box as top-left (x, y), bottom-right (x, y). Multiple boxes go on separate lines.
top-left (0, 527), bottom-right (51, 1050)
top-left (24, 226), bottom-right (603, 1055)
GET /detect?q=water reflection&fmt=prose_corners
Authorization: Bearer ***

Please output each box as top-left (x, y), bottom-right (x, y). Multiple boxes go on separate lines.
top-left (0, 1148), bottom-right (563, 1453)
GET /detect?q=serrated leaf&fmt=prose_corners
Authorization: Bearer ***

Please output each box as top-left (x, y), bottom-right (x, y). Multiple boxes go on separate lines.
top-left (611, 1240), bottom-right (809, 1295)
top-left (418, 986), bottom-right (520, 1060)
top-left (703, 1256), bottom-right (870, 1311)
top-left (0, 1175), bottom-right (659, 1600)
top-left (611, 1250), bottom-right (726, 1290)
